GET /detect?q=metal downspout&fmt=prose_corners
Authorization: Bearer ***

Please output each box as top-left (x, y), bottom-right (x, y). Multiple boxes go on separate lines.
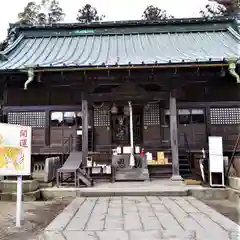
top-left (24, 68), bottom-right (34, 90)
top-left (228, 61), bottom-right (240, 83)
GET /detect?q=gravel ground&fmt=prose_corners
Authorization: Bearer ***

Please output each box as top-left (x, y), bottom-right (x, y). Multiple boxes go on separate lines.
top-left (0, 199), bottom-right (71, 240)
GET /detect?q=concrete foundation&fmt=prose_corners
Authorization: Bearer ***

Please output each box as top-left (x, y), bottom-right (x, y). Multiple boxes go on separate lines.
top-left (0, 179), bottom-right (39, 193)
top-left (228, 177), bottom-right (240, 191)
top-left (0, 189), bottom-right (41, 201)
top-left (0, 179), bottom-right (41, 201)
top-left (40, 180), bottom-right (231, 200)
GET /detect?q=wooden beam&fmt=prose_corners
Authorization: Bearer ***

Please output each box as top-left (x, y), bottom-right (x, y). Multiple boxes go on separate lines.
top-left (81, 93), bottom-right (88, 166)
top-left (169, 90), bottom-right (182, 181)
top-left (89, 91), bottom-right (169, 102)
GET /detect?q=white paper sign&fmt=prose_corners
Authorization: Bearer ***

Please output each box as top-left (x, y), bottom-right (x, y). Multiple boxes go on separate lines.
top-left (0, 123), bottom-right (32, 176)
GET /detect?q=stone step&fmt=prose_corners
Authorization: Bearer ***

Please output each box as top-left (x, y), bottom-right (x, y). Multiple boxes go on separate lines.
top-left (115, 168), bottom-right (149, 181)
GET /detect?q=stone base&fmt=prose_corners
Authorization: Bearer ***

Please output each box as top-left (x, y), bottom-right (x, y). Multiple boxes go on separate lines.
top-left (189, 188), bottom-right (229, 200)
top-left (0, 189), bottom-right (41, 201)
top-left (39, 181), bottom-right (54, 188)
top-left (228, 177), bottom-right (240, 191)
top-left (115, 168), bottom-right (149, 181)
top-left (0, 179), bottom-right (39, 193)
top-left (171, 174), bottom-right (183, 181)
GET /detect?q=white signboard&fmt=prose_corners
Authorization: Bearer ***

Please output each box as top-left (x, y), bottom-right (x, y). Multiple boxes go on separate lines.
top-left (208, 136), bottom-right (225, 187)
top-left (208, 136), bottom-right (224, 173)
top-left (0, 123), bottom-right (32, 176)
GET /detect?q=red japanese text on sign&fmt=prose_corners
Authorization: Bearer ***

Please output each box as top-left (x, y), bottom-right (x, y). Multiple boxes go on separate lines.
top-left (20, 127), bottom-right (28, 147)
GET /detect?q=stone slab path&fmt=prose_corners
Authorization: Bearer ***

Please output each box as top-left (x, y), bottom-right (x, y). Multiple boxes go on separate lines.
top-left (44, 196), bottom-right (240, 240)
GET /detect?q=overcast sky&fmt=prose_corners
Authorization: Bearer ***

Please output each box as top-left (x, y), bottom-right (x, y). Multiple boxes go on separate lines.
top-left (0, 0), bottom-right (212, 41)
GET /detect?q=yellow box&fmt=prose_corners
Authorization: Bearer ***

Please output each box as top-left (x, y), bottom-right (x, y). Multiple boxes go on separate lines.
top-left (164, 158), bottom-right (169, 164)
top-left (157, 152), bottom-right (165, 161)
top-left (158, 159), bottom-right (165, 165)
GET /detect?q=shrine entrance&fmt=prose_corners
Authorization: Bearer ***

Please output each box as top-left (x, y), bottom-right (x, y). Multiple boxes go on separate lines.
top-left (111, 105), bottom-right (143, 146)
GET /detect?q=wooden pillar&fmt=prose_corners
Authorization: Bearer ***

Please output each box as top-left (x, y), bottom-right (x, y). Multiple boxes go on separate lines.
top-left (169, 90), bottom-right (182, 181)
top-left (82, 93), bottom-right (88, 166)
top-left (45, 110), bottom-right (50, 146)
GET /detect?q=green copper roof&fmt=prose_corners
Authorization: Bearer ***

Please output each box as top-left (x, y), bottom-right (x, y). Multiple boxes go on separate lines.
top-left (0, 17), bottom-right (239, 71)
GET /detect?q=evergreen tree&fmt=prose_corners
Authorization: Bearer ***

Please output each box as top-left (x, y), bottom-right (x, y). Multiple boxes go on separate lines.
top-left (200, 0), bottom-right (240, 17)
top-left (44, 0), bottom-right (65, 24)
top-left (17, 0), bottom-right (65, 25)
top-left (142, 5), bottom-right (174, 20)
top-left (18, 1), bottom-right (41, 25)
top-left (76, 4), bottom-right (105, 23)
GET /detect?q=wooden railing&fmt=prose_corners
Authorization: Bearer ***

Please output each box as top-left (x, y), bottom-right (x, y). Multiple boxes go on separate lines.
top-left (183, 133), bottom-right (194, 174)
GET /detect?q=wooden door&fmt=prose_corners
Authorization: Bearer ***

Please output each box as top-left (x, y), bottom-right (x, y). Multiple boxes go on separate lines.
top-left (161, 108), bottom-right (207, 150)
top-left (50, 111), bottom-right (64, 146)
top-left (50, 111), bottom-right (79, 148)
top-left (209, 107), bottom-right (240, 151)
top-left (93, 106), bottom-right (112, 151)
top-left (178, 109), bottom-right (207, 149)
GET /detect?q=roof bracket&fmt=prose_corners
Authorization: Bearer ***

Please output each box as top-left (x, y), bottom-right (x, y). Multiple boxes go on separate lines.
top-left (24, 68), bottom-right (35, 90)
top-left (228, 60), bottom-right (240, 84)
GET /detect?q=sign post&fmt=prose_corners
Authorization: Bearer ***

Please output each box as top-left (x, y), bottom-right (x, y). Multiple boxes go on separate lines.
top-left (16, 175), bottom-right (23, 227)
top-left (0, 123), bottom-right (31, 228)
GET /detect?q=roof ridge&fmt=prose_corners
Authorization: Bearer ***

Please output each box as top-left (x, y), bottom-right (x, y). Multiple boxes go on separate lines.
top-left (11, 16), bottom-right (236, 31)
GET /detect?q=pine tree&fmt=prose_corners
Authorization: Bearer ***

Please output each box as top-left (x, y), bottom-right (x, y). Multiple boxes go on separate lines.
top-left (200, 0), bottom-right (240, 17)
top-left (46, 0), bottom-right (65, 24)
top-left (76, 4), bottom-right (105, 23)
top-left (18, 1), bottom-right (41, 25)
top-left (17, 0), bottom-right (65, 25)
top-left (142, 5), bottom-right (174, 20)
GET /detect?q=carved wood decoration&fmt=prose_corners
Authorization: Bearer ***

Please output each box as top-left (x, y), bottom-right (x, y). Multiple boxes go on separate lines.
top-left (112, 115), bottom-right (129, 144)
top-left (110, 82), bottom-right (150, 100)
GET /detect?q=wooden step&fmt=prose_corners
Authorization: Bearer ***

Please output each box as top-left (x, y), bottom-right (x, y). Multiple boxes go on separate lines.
top-left (148, 164), bottom-right (172, 179)
top-left (78, 169), bottom-right (93, 187)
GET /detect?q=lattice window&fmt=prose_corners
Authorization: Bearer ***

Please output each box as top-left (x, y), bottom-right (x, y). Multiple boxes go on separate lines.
top-left (210, 108), bottom-right (240, 125)
top-left (143, 103), bottom-right (160, 125)
top-left (93, 106), bottom-right (110, 127)
top-left (7, 112), bottom-right (46, 128)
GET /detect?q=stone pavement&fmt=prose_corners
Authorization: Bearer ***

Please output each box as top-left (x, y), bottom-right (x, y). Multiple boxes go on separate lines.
top-left (44, 196), bottom-right (240, 240)
top-left (41, 179), bottom-right (230, 199)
